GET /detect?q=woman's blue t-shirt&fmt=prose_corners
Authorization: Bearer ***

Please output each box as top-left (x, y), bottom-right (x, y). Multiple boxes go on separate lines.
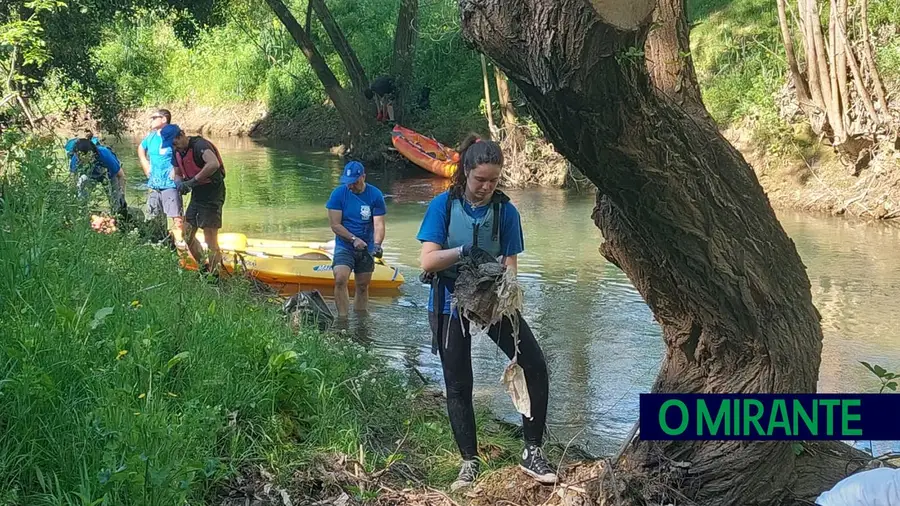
top-left (416, 191), bottom-right (524, 315)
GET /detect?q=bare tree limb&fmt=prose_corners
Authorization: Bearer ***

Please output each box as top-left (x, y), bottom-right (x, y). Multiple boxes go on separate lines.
top-left (859, 0), bottom-right (889, 114)
top-left (481, 54), bottom-right (496, 137)
top-left (777, 0), bottom-right (811, 103)
top-left (835, 0), bottom-right (850, 127)
top-left (836, 18), bottom-right (879, 125)
top-left (799, 0), bottom-right (826, 111)
top-left (809, 0), bottom-right (844, 141)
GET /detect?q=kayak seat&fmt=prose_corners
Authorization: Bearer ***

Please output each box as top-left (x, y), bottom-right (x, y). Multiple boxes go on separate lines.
top-left (296, 251), bottom-right (331, 261)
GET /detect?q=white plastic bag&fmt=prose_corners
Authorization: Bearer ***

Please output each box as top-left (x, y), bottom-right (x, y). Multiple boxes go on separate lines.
top-left (501, 359), bottom-right (532, 419)
top-left (815, 468), bottom-right (900, 506)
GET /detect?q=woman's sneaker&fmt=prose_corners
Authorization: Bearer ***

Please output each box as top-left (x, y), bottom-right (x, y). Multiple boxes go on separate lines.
top-left (450, 459), bottom-right (480, 492)
top-left (520, 445), bottom-right (558, 484)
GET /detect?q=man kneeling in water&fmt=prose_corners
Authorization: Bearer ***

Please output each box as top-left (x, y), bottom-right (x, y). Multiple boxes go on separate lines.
top-left (172, 128), bottom-right (227, 276)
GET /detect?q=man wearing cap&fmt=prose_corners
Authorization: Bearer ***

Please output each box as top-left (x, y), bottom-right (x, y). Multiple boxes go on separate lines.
top-left (325, 161), bottom-right (387, 317)
top-left (137, 109), bottom-right (183, 241)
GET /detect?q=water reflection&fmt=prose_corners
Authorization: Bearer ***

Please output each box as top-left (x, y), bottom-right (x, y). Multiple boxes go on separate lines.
top-left (110, 136), bottom-right (900, 456)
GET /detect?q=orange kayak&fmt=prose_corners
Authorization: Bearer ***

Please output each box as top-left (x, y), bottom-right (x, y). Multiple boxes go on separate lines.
top-left (391, 125), bottom-right (459, 178)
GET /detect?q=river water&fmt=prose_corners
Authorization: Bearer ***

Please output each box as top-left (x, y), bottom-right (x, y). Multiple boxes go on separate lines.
top-left (111, 135), bottom-right (900, 456)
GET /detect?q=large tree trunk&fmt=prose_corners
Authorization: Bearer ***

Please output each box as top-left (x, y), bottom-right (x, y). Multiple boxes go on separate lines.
top-left (391, 0), bottom-right (419, 123)
top-left (265, 0), bottom-right (370, 139)
top-left (308, 0), bottom-right (369, 93)
top-left (460, 0), bottom-right (867, 504)
top-left (644, 0), bottom-right (712, 122)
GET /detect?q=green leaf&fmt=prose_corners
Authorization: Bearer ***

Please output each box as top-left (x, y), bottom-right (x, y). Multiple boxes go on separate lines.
top-left (89, 306), bottom-right (114, 330)
top-left (270, 350), bottom-right (298, 370)
top-left (886, 382), bottom-right (897, 391)
top-left (166, 351), bottom-right (191, 372)
top-left (874, 365), bottom-right (887, 377)
top-left (208, 300), bottom-right (216, 315)
top-left (860, 361), bottom-right (875, 374)
top-left (883, 373), bottom-right (896, 380)
top-left (791, 443), bottom-right (804, 456)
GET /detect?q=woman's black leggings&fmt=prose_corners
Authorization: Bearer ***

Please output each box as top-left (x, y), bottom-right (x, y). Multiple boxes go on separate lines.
top-left (429, 310), bottom-right (549, 460)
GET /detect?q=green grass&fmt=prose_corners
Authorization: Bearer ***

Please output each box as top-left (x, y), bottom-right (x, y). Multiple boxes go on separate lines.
top-left (0, 132), bottom-right (520, 505)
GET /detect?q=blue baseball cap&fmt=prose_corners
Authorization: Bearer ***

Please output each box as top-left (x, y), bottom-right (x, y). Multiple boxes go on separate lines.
top-left (339, 161), bottom-right (365, 184)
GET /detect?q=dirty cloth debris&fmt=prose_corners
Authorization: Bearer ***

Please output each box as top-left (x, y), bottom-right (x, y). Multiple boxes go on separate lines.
top-left (452, 254), bottom-right (531, 419)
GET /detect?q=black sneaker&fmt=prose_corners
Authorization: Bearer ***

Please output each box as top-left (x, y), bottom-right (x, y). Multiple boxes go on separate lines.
top-left (450, 459), bottom-right (479, 492)
top-left (520, 445), bottom-right (558, 484)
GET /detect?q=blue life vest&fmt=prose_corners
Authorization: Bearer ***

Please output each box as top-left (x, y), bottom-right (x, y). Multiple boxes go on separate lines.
top-left (438, 190), bottom-right (509, 280)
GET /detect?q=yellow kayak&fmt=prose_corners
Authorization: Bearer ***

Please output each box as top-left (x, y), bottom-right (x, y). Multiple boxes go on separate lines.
top-left (177, 232), bottom-right (405, 291)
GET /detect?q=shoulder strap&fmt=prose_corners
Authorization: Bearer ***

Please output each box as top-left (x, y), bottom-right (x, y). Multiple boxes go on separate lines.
top-left (490, 190), bottom-right (510, 241)
top-left (188, 137), bottom-right (205, 167)
top-left (444, 193), bottom-right (454, 239)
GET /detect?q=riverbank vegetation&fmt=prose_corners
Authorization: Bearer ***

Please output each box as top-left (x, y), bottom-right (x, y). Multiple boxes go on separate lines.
top-left (8, 0), bottom-right (900, 210)
top-left (0, 132), bottom-right (528, 504)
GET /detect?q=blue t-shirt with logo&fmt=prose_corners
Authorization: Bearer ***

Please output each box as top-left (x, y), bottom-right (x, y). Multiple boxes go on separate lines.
top-left (325, 183), bottom-right (387, 254)
top-left (416, 191), bottom-right (524, 315)
top-left (140, 125), bottom-right (178, 190)
top-left (68, 146), bottom-right (121, 180)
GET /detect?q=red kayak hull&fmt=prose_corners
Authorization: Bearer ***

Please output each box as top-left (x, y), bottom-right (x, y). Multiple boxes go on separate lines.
top-left (391, 125), bottom-right (459, 178)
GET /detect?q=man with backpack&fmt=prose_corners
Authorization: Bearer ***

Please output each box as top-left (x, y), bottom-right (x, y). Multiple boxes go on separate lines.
top-left (172, 127), bottom-right (227, 276)
top-left (67, 134), bottom-right (128, 217)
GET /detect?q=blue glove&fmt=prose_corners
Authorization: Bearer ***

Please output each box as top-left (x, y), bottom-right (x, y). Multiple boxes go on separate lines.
top-left (459, 243), bottom-right (473, 258)
top-left (373, 243), bottom-right (384, 259)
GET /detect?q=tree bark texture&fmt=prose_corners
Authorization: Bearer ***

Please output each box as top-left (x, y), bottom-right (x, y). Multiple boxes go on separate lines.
top-left (391, 0), bottom-right (419, 123)
top-left (460, 0), bottom-right (864, 503)
top-left (308, 0), bottom-right (369, 92)
top-left (265, 0), bottom-right (369, 137)
top-left (644, 0), bottom-right (712, 122)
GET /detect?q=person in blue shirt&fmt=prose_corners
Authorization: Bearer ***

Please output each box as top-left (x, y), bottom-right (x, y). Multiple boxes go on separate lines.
top-left (137, 109), bottom-right (183, 242)
top-left (416, 135), bottom-right (556, 491)
top-left (325, 161), bottom-right (387, 317)
top-left (67, 136), bottom-right (127, 215)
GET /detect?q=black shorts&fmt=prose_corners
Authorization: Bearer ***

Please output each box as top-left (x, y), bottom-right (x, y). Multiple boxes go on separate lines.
top-left (186, 181), bottom-right (226, 229)
top-left (332, 248), bottom-right (375, 274)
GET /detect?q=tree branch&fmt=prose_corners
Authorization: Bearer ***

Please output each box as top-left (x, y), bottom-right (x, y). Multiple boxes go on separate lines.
top-left (836, 18), bottom-right (879, 126)
top-left (859, 0), bottom-right (889, 115)
top-left (777, 0), bottom-right (811, 104)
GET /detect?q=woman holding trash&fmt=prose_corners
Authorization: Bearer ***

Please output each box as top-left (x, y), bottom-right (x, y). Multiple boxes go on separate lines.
top-left (416, 135), bottom-right (556, 491)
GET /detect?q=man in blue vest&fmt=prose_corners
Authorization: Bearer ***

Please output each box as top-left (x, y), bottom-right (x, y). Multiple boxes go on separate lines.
top-left (67, 135), bottom-right (127, 216)
top-left (325, 161), bottom-right (387, 317)
top-left (137, 109), bottom-right (183, 242)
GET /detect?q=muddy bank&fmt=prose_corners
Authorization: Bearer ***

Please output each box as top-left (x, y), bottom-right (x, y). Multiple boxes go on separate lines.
top-left (119, 102), bottom-right (344, 147)
top-left (725, 121), bottom-right (900, 221)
